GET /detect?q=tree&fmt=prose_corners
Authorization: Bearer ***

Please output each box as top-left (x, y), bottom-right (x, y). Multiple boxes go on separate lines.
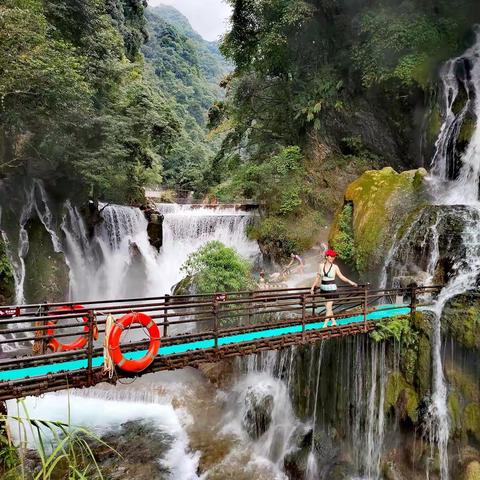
top-left (181, 241), bottom-right (253, 293)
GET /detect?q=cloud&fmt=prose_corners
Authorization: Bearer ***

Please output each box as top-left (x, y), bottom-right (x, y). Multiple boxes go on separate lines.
top-left (148, 0), bottom-right (232, 41)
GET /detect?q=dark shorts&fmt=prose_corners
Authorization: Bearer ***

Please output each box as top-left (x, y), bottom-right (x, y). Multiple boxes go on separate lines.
top-left (320, 289), bottom-right (338, 300)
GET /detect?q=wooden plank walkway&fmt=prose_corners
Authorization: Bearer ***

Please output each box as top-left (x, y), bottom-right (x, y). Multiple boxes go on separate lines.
top-left (0, 286), bottom-right (438, 400)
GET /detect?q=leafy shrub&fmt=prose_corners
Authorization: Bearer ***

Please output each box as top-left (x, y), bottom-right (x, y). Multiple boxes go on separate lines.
top-left (331, 203), bottom-right (356, 264)
top-left (181, 241), bottom-right (253, 293)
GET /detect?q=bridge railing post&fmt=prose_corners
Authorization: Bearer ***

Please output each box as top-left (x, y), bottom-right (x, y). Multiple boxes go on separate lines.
top-left (87, 309), bottom-right (94, 386)
top-left (301, 294), bottom-right (306, 342)
top-left (247, 292), bottom-right (253, 326)
top-left (33, 301), bottom-right (48, 355)
top-left (163, 294), bottom-right (170, 338)
top-left (363, 284), bottom-right (368, 332)
top-left (213, 298), bottom-right (219, 352)
top-left (410, 285), bottom-right (417, 320)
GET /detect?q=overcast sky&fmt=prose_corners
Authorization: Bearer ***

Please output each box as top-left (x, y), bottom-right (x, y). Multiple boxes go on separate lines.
top-left (148, 0), bottom-right (232, 41)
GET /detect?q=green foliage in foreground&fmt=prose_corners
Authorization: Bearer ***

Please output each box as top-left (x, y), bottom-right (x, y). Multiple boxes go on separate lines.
top-left (1, 399), bottom-right (117, 479)
top-left (181, 241), bottom-right (253, 293)
top-left (331, 203), bottom-right (355, 265)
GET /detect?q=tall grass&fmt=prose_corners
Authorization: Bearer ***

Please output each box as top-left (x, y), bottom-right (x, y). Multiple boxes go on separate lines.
top-left (1, 397), bottom-right (118, 479)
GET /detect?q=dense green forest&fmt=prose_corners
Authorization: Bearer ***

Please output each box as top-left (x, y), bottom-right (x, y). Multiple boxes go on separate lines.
top-left (0, 0), bottom-right (175, 202)
top-left (144, 6), bottom-right (230, 191)
top-left (211, 0), bottom-right (480, 257)
top-left (0, 0), bottom-right (228, 202)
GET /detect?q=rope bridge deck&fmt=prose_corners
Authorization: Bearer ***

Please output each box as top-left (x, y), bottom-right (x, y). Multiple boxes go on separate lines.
top-left (0, 285), bottom-right (439, 400)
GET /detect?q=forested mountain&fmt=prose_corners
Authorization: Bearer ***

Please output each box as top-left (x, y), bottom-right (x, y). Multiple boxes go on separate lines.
top-left (149, 5), bottom-right (230, 84)
top-left (0, 0), bottom-right (228, 202)
top-left (212, 0), bottom-right (480, 257)
top-left (143, 6), bottom-right (230, 191)
top-left (0, 0), bottom-right (181, 203)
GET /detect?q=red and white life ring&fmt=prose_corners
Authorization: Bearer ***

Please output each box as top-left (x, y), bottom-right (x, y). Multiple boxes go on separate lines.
top-left (47, 305), bottom-right (98, 352)
top-left (108, 312), bottom-right (160, 373)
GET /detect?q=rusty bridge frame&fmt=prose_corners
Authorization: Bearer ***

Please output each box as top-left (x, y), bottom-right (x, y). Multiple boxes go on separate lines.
top-left (0, 285), bottom-right (440, 401)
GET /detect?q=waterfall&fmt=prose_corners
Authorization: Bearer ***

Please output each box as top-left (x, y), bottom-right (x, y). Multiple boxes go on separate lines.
top-left (379, 26), bottom-right (480, 480)
top-left (7, 372), bottom-right (202, 480)
top-left (155, 204), bottom-right (259, 294)
top-left (305, 342), bottom-right (325, 480)
top-left (226, 350), bottom-right (300, 476)
top-left (430, 25), bottom-right (480, 205)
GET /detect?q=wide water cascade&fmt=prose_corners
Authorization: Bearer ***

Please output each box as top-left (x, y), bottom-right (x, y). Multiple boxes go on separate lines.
top-left (1, 191), bottom-right (261, 479)
top-left (381, 26), bottom-right (480, 480)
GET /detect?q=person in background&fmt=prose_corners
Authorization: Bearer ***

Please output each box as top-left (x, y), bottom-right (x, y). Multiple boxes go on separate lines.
top-left (258, 271), bottom-right (268, 290)
top-left (285, 253), bottom-right (305, 274)
top-left (310, 249), bottom-right (357, 327)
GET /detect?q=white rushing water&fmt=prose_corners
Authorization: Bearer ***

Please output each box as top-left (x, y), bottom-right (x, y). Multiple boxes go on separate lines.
top-left (1, 190), bottom-right (260, 478)
top-left (430, 25), bottom-right (480, 205)
top-left (220, 350), bottom-right (299, 479)
top-left (423, 26), bottom-right (480, 480)
top-left (7, 371), bottom-right (202, 480)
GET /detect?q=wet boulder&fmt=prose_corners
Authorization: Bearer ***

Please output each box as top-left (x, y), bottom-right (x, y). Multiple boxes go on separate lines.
top-left (141, 205), bottom-right (163, 251)
top-left (385, 205), bottom-right (480, 287)
top-left (242, 385), bottom-right (274, 439)
top-left (442, 293), bottom-right (480, 350)
top-left (283, 426), bottom-right (339, 479)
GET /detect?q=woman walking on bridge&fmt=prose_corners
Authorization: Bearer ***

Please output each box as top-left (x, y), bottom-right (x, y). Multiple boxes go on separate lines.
top-left (310, 249), bottom-right (357, 327)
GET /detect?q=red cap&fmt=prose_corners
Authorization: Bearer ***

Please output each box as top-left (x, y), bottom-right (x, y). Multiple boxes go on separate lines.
top-left (325, 249), bottom-right (337, 257)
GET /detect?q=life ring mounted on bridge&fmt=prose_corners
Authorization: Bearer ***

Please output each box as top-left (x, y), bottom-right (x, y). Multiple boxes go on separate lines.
top-left (108, 312), bottom-right (161, 373)
top-left (46, 305), bottom-right (99, 352)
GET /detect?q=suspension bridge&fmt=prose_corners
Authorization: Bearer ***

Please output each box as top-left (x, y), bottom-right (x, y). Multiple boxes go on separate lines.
top-left (0, 285), bottom-right (439, 401)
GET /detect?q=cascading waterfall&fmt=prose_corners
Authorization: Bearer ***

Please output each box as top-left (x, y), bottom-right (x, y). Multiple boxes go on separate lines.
top-left (1, 186), bottom-right (260, 478)
top-left (380, 25), bottom-right (480, 480)
top-left (156, 204), bottom-right (259, 294)
top-left (226, 349), bottom-right (300, 477)
top-left (60, 202), bottom-right (260, 301)
top-left (305, 342), bottom-right (325, 480)
top-left (430, 25), bottom-right (480, 205)
top-left (427, 28), bottom-right (480, 480)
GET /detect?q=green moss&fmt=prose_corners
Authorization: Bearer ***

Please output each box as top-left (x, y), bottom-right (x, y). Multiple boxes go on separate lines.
top-left (330, 167), bottom-right (427, 273)
top-left (458, 118), bottom-right (476, 145)
top-left (385, 372), bottom-right (419, 423)
top-left (443, 295), bottom-right (480, 350)
top-left (0, 237), bottom-right (15, 304)
top-left (448, 392), bottom-right (462, 436)
top-left (331, 203), bottom-right (355, 264)
top-left (464, 403), bottom-right (480, 443)
top-left (411, 311), bottom-right (431, 335)
top-left (416, 335), bottom-right (432, 397)
top-left (23, 218), bottom-right (69, 303)
top-left (446, 366), bottom-right (480, 404)
top-left (427, 105), bottom-right (441, 144)
top-left (464, 461), bottom-right (480, 480)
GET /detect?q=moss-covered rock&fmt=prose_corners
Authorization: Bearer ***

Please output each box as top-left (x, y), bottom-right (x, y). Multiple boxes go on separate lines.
top-left (23, 218), bottom-right (69, 303)
top-left (330, 167), bottom-right (427, 273)
top-left (385, 372), bottom-right (419, 423)
top-left (464, 403), bottom-right (480, 444)
top-left (448, 392), bottom-right (462, 437)
top-left (249, 209), bottom-right (324, 260)
top-left (0, 236), bottom-right (15, 304)
top-left (464, 461), bottom-right (480, 480)
top-left (442, 294), bottom-right (480, 350)
top-left (415, 334), bottom-right (432, 397)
